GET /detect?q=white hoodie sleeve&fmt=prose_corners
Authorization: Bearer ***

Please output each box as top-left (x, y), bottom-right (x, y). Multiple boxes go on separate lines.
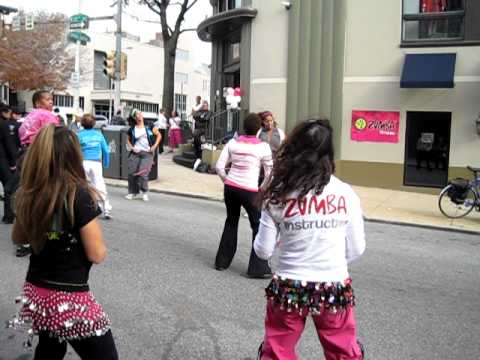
top-left (345, 189), bottom-right (366, 263)
top-left (254, 209), bottom-right (279, 260)
top-left (215, 141), bottom-right (230, 181)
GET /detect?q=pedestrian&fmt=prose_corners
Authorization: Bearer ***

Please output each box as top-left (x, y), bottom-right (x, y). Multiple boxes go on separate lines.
top-left (192, 101), bottom-right (211, 170)
top-left (0, 104), bottom-right (17, 219)
top-left (8, 124), bottom-right (118, 360)
top-left (214, 113), bottom-right (273, 278)
top-left (168, 110), bottom-right (182, 151)
top-left (77, 114), bottom-right (113, 220)
top-left (153, 109), bottom-right (167, 154)
top-left (9, 106), bottom-right (23, 149)
top-left (53, 107), bottom-right (66, 125)
top-left (254, 119), bottom-right (366, 360)
top-left (69, 109), bottom-right (84, 133)
top-left (4, 90), bottom-right (59, 260)
top-left (257, 111), bottom-right (286, 155)
top-left (125, 108), bottom-right (161, 201)
top-left (110, 110), bottom-right (126, 126)
top-left (191, 95), bottom-right (202, 117)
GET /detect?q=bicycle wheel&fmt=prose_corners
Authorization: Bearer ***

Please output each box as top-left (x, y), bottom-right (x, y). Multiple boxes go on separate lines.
top-left (438, 185), bottom-right (476, 219)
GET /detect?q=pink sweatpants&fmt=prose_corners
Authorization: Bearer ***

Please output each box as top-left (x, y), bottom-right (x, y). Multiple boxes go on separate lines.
top-left (261, 300), bottom-right (362, 360)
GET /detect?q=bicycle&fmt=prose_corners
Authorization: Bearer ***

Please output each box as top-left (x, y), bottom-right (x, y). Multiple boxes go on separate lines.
top-left (438, 166), bottom-right (480, 219)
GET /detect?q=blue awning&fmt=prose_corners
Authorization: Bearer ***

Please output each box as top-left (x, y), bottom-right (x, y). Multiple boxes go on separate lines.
top-left (400, 53), bottom-right (456, 88)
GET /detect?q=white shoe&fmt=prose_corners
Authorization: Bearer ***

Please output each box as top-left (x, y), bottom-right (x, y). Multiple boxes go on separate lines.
top-left (193, 158), bottom-right (202, 171)
top-left (125, 194), bottom-right (135, 200)
top-left (104, 211), bottom-right (112, 220)
top-left (142, 193), bottom-right (149, 202)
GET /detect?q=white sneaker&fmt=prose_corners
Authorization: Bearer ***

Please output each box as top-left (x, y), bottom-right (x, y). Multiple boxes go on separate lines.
top-left (193, 158), bottom-right (202, 171)
top-left (125, 194), bottom-right (135, 200)
top-left (104, 211), bottom-right (112, 220)
top-left (142, 193), bottom-right (149, 202)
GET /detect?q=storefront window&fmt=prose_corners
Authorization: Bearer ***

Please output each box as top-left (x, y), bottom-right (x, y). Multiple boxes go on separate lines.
top-left (402, 0), bottom-right (465, 42)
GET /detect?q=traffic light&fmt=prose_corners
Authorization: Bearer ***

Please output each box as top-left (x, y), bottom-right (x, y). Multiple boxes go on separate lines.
top-left (103, 51), bottom-right (116, 78)
top-left (25, 14), bottom-right (34, 31)
top-left (120, 52), bottom-right (127, 80)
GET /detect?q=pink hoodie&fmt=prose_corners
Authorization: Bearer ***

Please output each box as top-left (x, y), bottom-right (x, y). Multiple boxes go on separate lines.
top-left (19, 109), bottom-right (60, 146)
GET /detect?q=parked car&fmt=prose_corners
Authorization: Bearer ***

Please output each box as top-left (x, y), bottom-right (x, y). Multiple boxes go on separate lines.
top-left (94, 115), bottom-right (109, 129)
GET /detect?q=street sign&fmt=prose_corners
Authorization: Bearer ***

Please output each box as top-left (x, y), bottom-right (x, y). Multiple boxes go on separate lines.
top-left (68, 31), bottom-right (91, 46)
top-left (69, 13), bottom-right (89, 30)
top-left (71, 72), bottom-right (80, 84)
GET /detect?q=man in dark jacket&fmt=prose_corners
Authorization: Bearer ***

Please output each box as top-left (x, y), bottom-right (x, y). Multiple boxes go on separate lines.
top-left (0, 104), bottom-right (17, 222)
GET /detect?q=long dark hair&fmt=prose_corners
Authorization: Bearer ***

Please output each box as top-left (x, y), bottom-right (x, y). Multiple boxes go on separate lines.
top-left (261, 119), bottom-right (335, 207)
top-left (15, 125), bottom-right (96, 253)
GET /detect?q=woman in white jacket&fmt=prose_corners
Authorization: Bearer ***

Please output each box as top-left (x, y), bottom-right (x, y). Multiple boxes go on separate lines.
top-left (254, 119), bottom-right (365, 360)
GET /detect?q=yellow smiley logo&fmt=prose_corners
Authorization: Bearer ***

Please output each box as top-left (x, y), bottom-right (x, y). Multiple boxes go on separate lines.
top-left (354, 118), bottom-right (367, 130)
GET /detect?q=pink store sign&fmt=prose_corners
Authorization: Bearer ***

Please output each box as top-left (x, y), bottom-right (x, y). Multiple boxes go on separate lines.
top-left (351, 110), bottom-right (400, 143)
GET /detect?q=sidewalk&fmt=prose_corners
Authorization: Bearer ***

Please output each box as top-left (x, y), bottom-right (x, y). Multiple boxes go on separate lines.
top-left (106, 152), bottom-right (480, 234)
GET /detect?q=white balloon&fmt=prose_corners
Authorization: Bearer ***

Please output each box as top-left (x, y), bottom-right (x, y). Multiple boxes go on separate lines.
top-left (226, 95), bottom-right (235, 104)
top-left (234, 95), bottom-right (241, 103)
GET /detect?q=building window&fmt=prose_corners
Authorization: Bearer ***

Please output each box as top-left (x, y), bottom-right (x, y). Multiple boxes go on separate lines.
top-left (174, 93), bottom-right (187, 115)
top-left (401, 0), bottom-right (479, 43)
top-left (0, 84), bottom-right (9, 104)
top-left (124, 100), bottom-right (159, 114)
top-left (202, 80), bottom-right (209, 91)
top-left (176, 49), bottom-right (190, 62)
top-left (219, 0), bottom-right (242, 12)
top-left (223, 42), bottom-right (241, 66)
top-left (53, 94), bottom-right (74, 108)
top-left (79, 96), bottom-right (85, 110)
top-left (175, 72), bottom-right (189, 84)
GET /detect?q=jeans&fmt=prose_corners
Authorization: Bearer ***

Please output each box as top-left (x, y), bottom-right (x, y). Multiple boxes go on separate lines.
top-left (215, 184), bottom-right (271, 276)
top-left (34, 330), bottom-right (118, 360)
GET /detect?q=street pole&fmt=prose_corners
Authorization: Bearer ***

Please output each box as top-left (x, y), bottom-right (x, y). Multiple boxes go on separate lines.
top-left (73, 0), bottom-right (82, 111)
top-left (114, 0), bottom-right (122, 114)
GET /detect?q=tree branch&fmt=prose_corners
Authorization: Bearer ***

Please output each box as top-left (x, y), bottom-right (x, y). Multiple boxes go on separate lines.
top-left (179, 27), bottom-right (197, 34)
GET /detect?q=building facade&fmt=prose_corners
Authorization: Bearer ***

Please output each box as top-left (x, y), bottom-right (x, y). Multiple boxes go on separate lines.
top-left (17, 31), bottom-right (210, 123)
top-left (198, 0), bottom-right (480, 192)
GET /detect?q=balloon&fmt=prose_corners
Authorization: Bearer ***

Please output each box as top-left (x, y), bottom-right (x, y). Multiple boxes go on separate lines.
top-left (234, 87), bottom-right (242, 97)
top-left (234, 95), bottom-right (241, 103)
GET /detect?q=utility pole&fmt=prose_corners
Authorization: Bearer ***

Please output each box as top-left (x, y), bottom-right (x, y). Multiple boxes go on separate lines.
top-left (73, 0), bottom-right (82, 111)
top-left (114, 0), bottom-right (122, 114)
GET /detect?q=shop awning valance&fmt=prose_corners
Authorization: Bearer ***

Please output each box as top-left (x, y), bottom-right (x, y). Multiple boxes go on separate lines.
top-left (400, 53), bottom-right (456, 88)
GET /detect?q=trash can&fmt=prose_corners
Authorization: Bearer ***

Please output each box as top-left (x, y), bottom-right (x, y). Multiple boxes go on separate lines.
top-left (101, 126), bottom-right (125, 179)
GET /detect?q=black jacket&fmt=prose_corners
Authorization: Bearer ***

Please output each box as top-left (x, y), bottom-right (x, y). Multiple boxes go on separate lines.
top-left (0, 119), bottom-right (18, 166)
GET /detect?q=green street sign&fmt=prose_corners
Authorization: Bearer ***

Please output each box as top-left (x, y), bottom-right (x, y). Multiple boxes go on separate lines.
top-left (68, 31), bottom-right (91, 46)
top-left (69, 13), bottom-right (89, 30)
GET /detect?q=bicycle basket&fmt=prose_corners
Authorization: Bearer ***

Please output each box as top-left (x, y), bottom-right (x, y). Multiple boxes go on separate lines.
top-left (447, 178), bottom-right (470, 204)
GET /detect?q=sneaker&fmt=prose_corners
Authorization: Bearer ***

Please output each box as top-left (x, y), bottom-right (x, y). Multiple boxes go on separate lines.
top-left (16, 245), bottom-right (31, 257)
top-left (125, 193), bottom-right (135, 200)
top-left (104, 212), bottom-right (112, 220)
top-left (142, 193), bottom-right (149, 202)
top-left (193, 158), bottom-right (202, 171)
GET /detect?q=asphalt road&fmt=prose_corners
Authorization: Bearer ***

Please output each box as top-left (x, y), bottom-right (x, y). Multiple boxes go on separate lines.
top-left (1, 187), bottom-right (479, 360)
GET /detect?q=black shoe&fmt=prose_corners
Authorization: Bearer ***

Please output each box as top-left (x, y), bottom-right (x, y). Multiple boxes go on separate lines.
top-left (16, 246), bottom-right (31, 257)
top-left (215, 265), bottom-right (226, 271)
top-left (246, 272), bottom-right (272, 279)
top-left (2, 217), bottom-right (14, 224)
top-left (357, 340), bottom-right (365, 359)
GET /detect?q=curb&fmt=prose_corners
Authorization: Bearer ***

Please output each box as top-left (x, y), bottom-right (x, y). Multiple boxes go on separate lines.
top-left (364, 217), bottom-right (480, 236)
top-left (105, 181), bottom-right (223, 202)
top-left (106, 181), bottom-right (480, 235)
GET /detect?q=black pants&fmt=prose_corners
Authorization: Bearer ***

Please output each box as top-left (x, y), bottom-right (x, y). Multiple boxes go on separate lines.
top-left (3, 149), bottom-right (24, 222)
top-left (34, 330), bottom-right (118, 360)
top-left (215, 185), bottom-right (271, 276)
top-left (158, 129), bottom-right (166, 154)
top-left (0, 158), bottom-right (12, 191)
top-left (193, 128), bottom-right (205, 159)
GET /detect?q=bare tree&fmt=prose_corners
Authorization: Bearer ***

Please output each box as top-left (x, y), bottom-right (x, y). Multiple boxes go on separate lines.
top-left (0, 12), bottom-right (74, 91)
top-left (139, 0), bottom-right (199, 116)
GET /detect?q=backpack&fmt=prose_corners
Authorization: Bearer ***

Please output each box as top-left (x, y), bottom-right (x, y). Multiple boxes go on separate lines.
top-left (447, 178), bottom-right (470, 205)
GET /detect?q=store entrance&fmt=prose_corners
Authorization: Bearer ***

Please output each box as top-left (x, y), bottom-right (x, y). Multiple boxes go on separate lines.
top-left (404, 111), bottom-right (451, 188)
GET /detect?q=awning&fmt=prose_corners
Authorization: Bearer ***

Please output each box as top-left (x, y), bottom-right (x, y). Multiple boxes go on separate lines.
top-left (400, 53), bottom-right (456, 88)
